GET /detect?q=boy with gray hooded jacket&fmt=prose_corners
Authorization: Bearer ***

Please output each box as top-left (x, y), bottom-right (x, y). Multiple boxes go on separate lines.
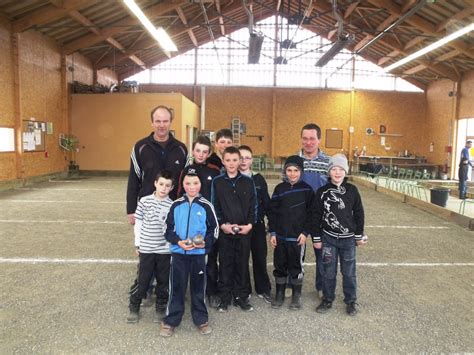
top-left (268, 155), bottom-right (314, 310)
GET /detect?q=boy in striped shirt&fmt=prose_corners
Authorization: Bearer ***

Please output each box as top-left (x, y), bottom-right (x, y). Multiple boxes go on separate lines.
top-left (127, 170), bottom-right (174, 324)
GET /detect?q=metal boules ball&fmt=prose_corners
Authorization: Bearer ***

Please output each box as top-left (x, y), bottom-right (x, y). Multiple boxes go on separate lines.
top-left (184, 238), bottom-right (193, 246)
top-left (232, 226), bottom-right (241, 234)
top-left (193, 235), bottom-right (204, 245)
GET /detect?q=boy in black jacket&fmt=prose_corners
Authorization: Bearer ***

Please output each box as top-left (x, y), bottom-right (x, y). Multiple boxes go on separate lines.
top-left (268, 155), bottom-right (314, 310)
top-left (211, 146), bottom-right (257, 312)
top-left (238, 145), bottom-right (272, 303)
top-left (313, 154), bottom-right (366, 316)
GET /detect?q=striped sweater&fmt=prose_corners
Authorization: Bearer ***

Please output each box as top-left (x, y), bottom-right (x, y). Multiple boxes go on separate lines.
top-left (134, 193), bottom-right (173, 254)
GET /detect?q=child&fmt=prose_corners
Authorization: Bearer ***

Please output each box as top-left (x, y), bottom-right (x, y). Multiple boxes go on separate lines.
top-left (268, 155), bottom-right (314, 310)
top-left (238, 145), bottom-right (272, 303)
top-left (207, 128), bottom-right (233, 171)
top-left (205, 128), bottom-right (233, 308)
top-left (160, 170), bottom-right (219, 337)
top-left (127, 171), bottom-right (174, 324)
top-left (313, 154), bottom-right (366, 316)
top-left (211, 146), bottom-right (257, 312)
top-left (177, 135), bottom-right (220, 201)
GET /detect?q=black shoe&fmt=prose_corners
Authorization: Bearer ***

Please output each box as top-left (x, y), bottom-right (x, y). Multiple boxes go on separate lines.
top-left (126, 310), bottom-right (139, 323)
top-left (315, 299), bottom-right (332, 314)
top-left (217, 302), bottom-right (229, 313)
top-left (257, 292), bottom-right (272, 304)
top-left (208, 295), bottom-right (221, 309)
top-left (346, 302), bottom-right (357, 316)
top-left (233, 297), bottom-right (254, 311)
top-left (156, 302), bottom-right (167, 313)
top-left (289, 284), bottom-right (302, 310)
top-left (271, 283), bottom-right (286, 309)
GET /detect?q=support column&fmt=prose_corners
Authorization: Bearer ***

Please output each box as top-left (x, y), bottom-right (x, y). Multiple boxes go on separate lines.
top-left (11, 33), bottom-right (23, 180)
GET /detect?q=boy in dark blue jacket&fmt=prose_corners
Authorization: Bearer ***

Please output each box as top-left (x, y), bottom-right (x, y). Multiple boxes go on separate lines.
top-left (160, 170), bottom-right (219, 337)
top-left (268, 155), bottom-right (314, 310)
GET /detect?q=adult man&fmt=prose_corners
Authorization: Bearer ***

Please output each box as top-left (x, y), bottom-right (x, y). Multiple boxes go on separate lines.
top-left (298, 123), bottom-right (330, 298)
top-left (126, 106), bottom-right (188, 224)
top-left (459, 140), bottom-right (472, 199)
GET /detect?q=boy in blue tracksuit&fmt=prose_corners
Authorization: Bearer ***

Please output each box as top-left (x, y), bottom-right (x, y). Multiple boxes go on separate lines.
top-left (160, 169), bottom-right (219, 337)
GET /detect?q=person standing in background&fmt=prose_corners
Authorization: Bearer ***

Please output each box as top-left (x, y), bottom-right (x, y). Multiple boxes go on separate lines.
top-left (459, 140), bottom-right (472, 200)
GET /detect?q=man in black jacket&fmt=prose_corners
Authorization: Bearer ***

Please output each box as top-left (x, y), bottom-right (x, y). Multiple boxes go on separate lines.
top-left (211, 147), bottom-right (257, 312)
top-left (126, 106), bottom-right (187, 224)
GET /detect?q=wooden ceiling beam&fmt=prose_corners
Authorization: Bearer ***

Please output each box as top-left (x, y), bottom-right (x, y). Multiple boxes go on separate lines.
top-left (176, 7), bottom-right (198, 47)
top-left (353, 14), bottom-right (397, 52)
top-left (62, 0), bottom-right (187, 55)
top-left (96, 1), bottom-right (243, 70)
top-left (215, 0), bottom-right (225, 36)
top-left (366, 0), bottom-right (474, 59)
top-left (378, 49), bottom-right (400, 65)
top-left (12, 0), bottom-right (93, 33)
top-left (344, 1), bottom-right (360, 19)
top-left (68, 10), bottom-right (145, 68)
top-left (435, 6), bottom-right (474, 33)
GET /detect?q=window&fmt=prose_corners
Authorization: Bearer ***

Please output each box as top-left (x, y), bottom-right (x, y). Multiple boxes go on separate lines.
top-left (126, 15), bottom-right (423, 92)
top-left (0, 127), bottom-right (15, 152)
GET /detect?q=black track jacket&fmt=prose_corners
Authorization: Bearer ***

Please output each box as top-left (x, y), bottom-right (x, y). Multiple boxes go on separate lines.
top-left (211, 172), bottom-right (257, 229)
top-left (126, 133), bottom-right (187, 214)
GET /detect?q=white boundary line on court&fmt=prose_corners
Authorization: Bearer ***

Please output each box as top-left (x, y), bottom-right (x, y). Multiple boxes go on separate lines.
top-left (0, 257), bottom-right (472, 267)
top-left (0, 200), bottom-right (124, 204)
top-left (15, 188), bottom-right (114, 191)
top-left (0, 220), bottom-right (450, 229)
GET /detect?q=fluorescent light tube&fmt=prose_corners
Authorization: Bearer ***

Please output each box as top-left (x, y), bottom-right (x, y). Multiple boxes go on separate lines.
top-left (383, 22), bottom-right (474, 72)
top-left (123, 0), bottom-right (177, 53)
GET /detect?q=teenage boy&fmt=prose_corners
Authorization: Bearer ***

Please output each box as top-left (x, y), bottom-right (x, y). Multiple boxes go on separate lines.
top-left (206, 128), bottom-right (233, 307)
top-left (207, 128), bottom-right (233, 171)
top-left (127, 171), bottom-right (174, 324)
top-left (160, 170), bottom-right (219, 337)
top-left (211, 146), bottom-right (257, 312)
top-left (268, 156), bottom-right (313, 310)
top-left (238, 145), bottom-right (272, 303)
top-left (313, 154), bottom-right (366, 316)
top-left (177, 135), bottom-right (220, 201)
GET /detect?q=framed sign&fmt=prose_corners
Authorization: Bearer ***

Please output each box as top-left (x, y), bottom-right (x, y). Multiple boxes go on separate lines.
top-left (325, 129), bottom-right (343, 149)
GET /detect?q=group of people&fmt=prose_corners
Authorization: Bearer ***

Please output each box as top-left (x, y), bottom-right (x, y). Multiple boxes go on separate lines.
top-left (125, 105), bottom-right (367, 337)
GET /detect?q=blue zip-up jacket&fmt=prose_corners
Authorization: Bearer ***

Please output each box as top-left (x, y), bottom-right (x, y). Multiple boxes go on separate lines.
top-left (165, 194), bottom-right (219, 255)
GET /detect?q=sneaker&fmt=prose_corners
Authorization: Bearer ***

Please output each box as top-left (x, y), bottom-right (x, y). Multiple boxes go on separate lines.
top-left (208, 295), bottom-right (221, 309)
top-left (197, 322), bottom-right (212, 335)
top-left (159, 322), bottom-right (175, 337)
top-left (315, 299), bottom-right (333, 314)
top-left (346, 302), bottom-right (357, 316)
top-left (257, 292), bottom-right (272, 304)
top-left (233, 297), bottom-right (254, 312)
top-left (217, 302), bottom-right (229, 313)
top-left (126, 310), bottom-right (139, 324)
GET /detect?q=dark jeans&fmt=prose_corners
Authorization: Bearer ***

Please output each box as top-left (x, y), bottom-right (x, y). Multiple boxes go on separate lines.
top-left (164, 253), bottom-right (208, 327)
top-left (313, 247), bottom-right (323, 291)
top-left (321, 234), bottom-right (357, 304)
top-left (459, 166), bottom-right (468, 198)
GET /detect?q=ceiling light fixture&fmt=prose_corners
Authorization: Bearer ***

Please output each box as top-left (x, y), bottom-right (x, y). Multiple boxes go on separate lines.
top-left (123, 0), bottom-right (177, 55)
top-left (383, 22), bottom-right (474, 73)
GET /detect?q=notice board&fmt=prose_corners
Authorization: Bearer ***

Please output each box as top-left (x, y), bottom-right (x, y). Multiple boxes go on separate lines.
top-left (22, 120), bottom-right (46, 152)
top-left (325, 129), bottom-right (343, 149)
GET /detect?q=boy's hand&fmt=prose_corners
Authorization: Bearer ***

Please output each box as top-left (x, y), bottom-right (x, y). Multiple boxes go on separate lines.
top-left (127, 214), bottom-right (135, 225)
top-left (221, 223), bottom-right (236, 235)
top-left (270, 236), bottom-right (277, 249)
top-left (239, 224), bottom-right (252, 235)
top-left (297, 233), bottom-right (306, 246)
top-left (356, 235), bottom-right (368, 247)
top-left (178, 240), bottom-right (194, 251)
top-left (134, 248), bottom-right (139, 256)
top-left (313, 242), bottom-right (322, 249)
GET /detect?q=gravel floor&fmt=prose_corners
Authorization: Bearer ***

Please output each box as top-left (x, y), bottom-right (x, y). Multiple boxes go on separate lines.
top-left (0, 176), bottom-right (472, 353)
